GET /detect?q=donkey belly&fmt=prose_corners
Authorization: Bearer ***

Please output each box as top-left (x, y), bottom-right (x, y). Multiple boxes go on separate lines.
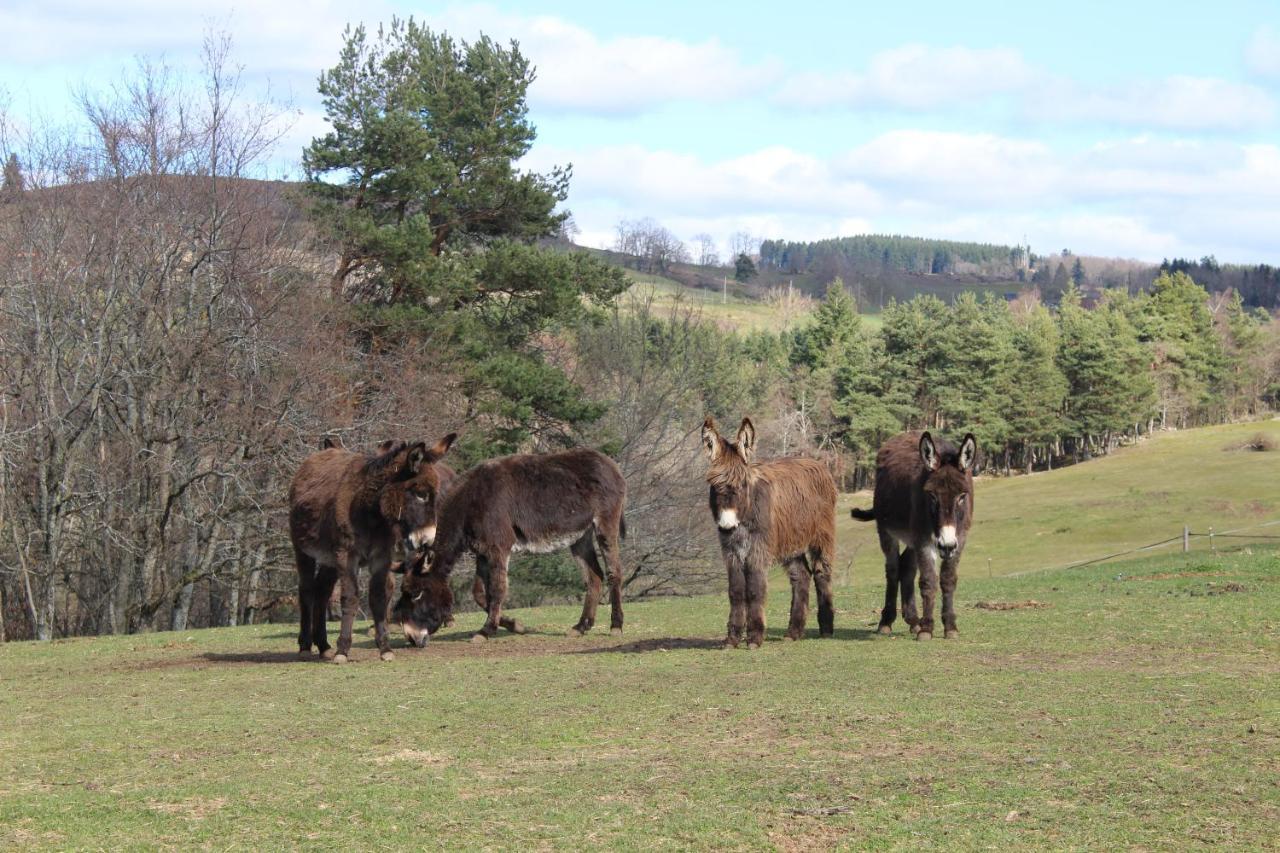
top-left (511, 528), bottom-right (591, 554)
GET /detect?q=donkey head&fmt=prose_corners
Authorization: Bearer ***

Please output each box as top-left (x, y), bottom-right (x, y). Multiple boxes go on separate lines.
top-left (389, 551), bottom-right (454, 647)
top-left (919, 431), bottom-right (977, 560)
top-left (702, 416), bottom-right (757, 532)
top-left (379, 433), bottom-right (457, 555)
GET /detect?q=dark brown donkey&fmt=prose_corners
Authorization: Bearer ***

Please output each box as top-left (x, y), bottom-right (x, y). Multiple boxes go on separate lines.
top-left (393, 448), bottom-right (628, 645)
top-left (288, 434), bottom-right (456, 662)
top-left (850, 431), bottom-right (976, 640)
top-left (702, 417), bottom-right (837, 649)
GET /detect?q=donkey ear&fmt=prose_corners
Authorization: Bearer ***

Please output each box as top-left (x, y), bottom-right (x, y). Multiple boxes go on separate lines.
top-left (405, 442), bottom-right (428, 474)
top-left (736, 417), bottom-right (757, 462)
top-left (424, 432), bottom-right (457, 463)
top-left (377, 439), bottom-right (401, 454)
top-left (701, 417), bottom-right (722, 462)
top-left (958, 433), bottom-right (978, 472)
top-left (919, 432), bottom-right (939, 471)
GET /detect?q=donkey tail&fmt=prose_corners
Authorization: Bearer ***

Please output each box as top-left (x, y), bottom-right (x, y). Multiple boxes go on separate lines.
top-left (619, 514), bottom-right (627, 541)
top-left (850, 507), bottom-right (876, 522)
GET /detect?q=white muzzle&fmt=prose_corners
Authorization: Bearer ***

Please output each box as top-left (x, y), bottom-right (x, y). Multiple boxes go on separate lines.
top-left (717, 509), bottom-right (739, 530)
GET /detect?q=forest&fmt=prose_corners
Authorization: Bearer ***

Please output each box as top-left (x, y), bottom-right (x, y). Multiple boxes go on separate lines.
top-left (0, 24), bottom-right (1277, 641)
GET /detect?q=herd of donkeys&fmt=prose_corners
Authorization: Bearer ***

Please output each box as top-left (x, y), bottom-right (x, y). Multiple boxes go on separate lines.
top-left (287, 417), bottom-right (978, 662)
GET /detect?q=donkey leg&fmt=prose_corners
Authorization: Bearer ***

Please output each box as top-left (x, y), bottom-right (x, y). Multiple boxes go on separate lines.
top-left (898, 547), bottom-right (920, 633)
top-left (940, 556), bottom-right (960, 639)
top-left (877, 530), bottom-right (900, 634)
top-left (568, 532), bottom-right (604, 636)
top-left (783, 556), bottom-right (811, 641)
top-left (915, 549), bottom-right (939, 641)
top-left (596, 520), bottom-right (626, 636)
top-left (295, 549), bottom-right (316, 658)
top-left (369, 565), bottom-right (395, 661)
top-left (810, 546), bottom-right (836, 638)
top-left (475, 555), bottom-right (524, 635)
top-left (312, 565), bottom-right (337, 659)
top-left (474, 551), bottom-right (509, 642)
top-left (723, 553), bottom-right (746, 649)
top-left (333, 552), bottom-right (360, 662)
top-left (744, 548), bottom-right (769, 650)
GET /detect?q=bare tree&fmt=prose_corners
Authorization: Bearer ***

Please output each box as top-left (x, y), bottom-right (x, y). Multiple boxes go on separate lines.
top-left (692, 232), bottom-right (720, 268)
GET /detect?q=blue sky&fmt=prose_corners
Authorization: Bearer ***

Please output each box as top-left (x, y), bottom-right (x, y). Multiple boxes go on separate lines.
top-left (3, 1), bottom-right (1280, 263)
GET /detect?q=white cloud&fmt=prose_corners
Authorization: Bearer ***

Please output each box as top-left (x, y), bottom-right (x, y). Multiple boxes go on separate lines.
top-left (1245, 26), bottom-right (1280, 80)
top-left (544, 133), bottom-right (1280, 263)
top-left (423, 6), bottom-right (780, 115)
top-left (776, 45), bottom-right (1033, 109)
top-left (776, 43), bottom-right (1276, 131)
top-left (1029, 75), bottom-right (1276, 131)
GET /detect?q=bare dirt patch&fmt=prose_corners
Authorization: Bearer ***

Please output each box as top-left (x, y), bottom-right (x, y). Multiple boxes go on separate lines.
top-left (372, 749), bottom-right (450, 766)
top-left (1127, 571), bottom-right (1226, 581)
top-left (973, 600), bottom-right (1050, 611)
top-left (146, 796), bottom-right (227, 821)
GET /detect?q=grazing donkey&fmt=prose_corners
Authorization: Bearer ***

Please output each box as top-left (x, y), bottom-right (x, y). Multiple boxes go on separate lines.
top-left (288, 433), bottom-right (456, 662)
top-left (850, 431), bottom-right (976, 640)
top-left (702, 417), bottom-right (837, 649)
top-left (395, 448), bottom-right (628, 645)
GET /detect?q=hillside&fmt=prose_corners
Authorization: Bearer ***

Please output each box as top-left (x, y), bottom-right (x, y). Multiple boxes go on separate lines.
top-left (3, 420), bottom-right (1278, 847)
top-left (1, 546), bottom-right (1275, 848)
top-left (838, 420), bottom-right (1280, 580)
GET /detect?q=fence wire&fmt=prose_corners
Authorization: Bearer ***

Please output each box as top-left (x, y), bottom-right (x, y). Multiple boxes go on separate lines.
top-left (1006, 518), bottom-right (1280, 577)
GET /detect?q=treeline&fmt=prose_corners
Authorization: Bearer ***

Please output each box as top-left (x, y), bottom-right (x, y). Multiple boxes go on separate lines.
top-left (767, 276), bottom-right (1278, 487)
top-left (1161, 257), bottom-right (1279, 310)
top-left (0, 25), bottom-right (764, 641)
top-left (760, 234), bottom-right (1024, 278)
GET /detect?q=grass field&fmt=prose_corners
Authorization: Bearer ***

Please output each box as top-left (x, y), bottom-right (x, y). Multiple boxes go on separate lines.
top-left (2, 548), bottom-right (1276, 849)
top-left (838, 420), bottom-right (1280, 582)
top-left (2, 422), bottom-right (1278, 850)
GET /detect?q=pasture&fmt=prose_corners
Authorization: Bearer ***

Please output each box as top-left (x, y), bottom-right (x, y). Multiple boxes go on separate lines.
top-left (2, 421), bottom-right (1278, 849)
top-left (2, 564), bottom-right (1277, 847)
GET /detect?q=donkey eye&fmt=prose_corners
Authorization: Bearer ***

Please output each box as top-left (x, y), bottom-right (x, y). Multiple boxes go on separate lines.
top-left (958, 494), bottom-right (967, 504)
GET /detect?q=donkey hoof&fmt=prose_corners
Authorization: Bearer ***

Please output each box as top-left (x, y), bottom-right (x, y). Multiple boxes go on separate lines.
top-left (297, 649), bottom-right (313, 661)
top-left (380, 651), bottom-right (395, 662)
top-left (566, 627), bottom-right (585, 638)
top-left (609, 627), bottom-right (623, 637)
top-left (470, 633), bottom-right (488, 644)
top-left (721, 640), bottom-right (738, 650)
top-left (509, 620), bottom-right (528, 635)
top-left (877, 625), bottom-right (893, 636)
top-left (333, 653), bottom-right (349, 664)
top-left (444, 615), bottom-right (456, 627)
top-left (944, 629), bottom-right (959, 640)
top-left (746, 642), bottom-right (761, 651)
top-left (915, 631), bottom-right (932, 642)
top-left (318, 648), bottom-right (336, 661)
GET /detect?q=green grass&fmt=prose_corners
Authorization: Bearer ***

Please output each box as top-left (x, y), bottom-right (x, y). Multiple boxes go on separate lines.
top-left (839, 420), bottom-right (1280, 581)
top-left (625, 272), bottom-right (804, 333)
top-left (3, 547), bottom-right (1278, 849)
top-left (3, 421), bottom-right (1279, 849)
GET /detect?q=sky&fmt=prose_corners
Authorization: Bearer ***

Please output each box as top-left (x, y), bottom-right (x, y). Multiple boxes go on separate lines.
top-left (2, 0), bottom-right (1280, 263)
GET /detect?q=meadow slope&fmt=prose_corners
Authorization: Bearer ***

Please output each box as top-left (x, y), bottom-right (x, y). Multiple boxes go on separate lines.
top-left (2, 421), bottom-right (1278, 850)
top-left (1, 552), bottom-right (1277, 849)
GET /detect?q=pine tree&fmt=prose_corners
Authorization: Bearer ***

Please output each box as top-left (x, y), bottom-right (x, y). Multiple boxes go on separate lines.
top-left (1, 153), bottom-right (22, 201)
top-left (303, 20), bottom-right (627, 455)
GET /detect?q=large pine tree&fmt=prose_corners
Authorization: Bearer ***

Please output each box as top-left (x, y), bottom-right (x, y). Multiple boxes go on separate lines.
top-left (302, 19), bottom-right (626, 454)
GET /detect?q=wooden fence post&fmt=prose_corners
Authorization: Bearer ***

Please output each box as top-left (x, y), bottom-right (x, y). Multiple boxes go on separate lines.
top-left (1183, 525), bottom-right (1190, 553)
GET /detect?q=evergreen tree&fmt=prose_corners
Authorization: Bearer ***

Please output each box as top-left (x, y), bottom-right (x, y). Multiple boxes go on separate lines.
top-left (1, 153), bottom-right (22, 201)
top-left (303, 20), bottom-right (627, 455)
top-left (1130, 271), bottom-right (1226, 427)
top-left (1005, 304), bottom-right (1067, 471)
top-left (1071, 257), bottom-right (1086, 285)
top-left (734, 252), bottom-right (757, 283)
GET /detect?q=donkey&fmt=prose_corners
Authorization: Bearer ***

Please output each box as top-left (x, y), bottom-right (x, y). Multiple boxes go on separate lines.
top-left (288, 433), bottom-right (456, 662)
top-left (702, 417), bottom-right (837, 649)
top-left (394, 448), bottom-right (628, 645)
top-left (850, 431), bottom-right (976, 640)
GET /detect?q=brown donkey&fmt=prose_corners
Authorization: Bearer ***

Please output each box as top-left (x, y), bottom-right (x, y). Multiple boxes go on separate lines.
top-left (288, 434), bottom-right (456, 662)
top-left (394, 448), bottom-right (628, 645)
top-left (702, 417), bottom-right (837, 649)
top-left (851, 431), bottom-right (976, 640)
